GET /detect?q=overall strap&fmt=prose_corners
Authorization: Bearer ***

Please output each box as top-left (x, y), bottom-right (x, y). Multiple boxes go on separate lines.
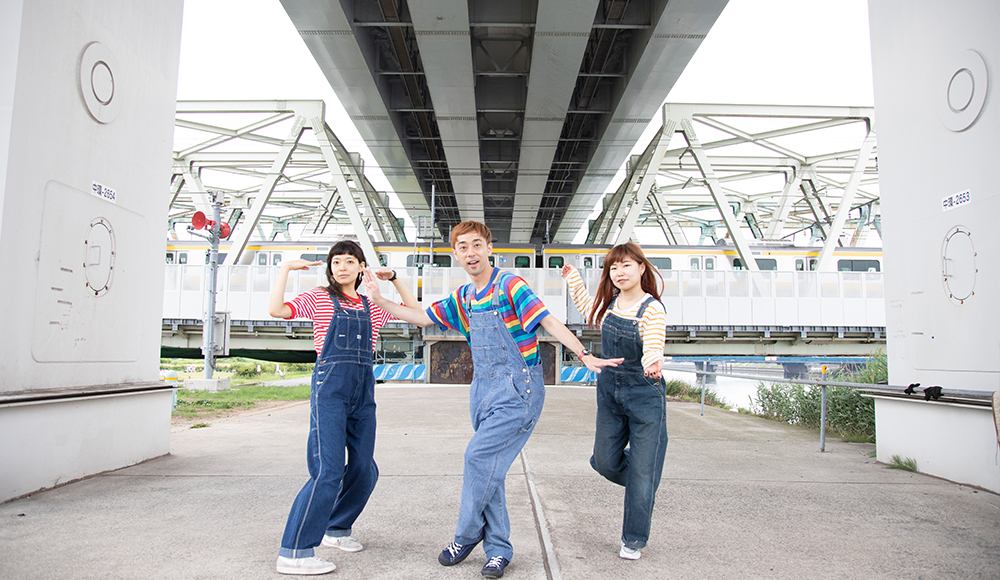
top-left (360, 294), bottom-right (372, 317)
top-left (329, 290), bottom-right (343, 311)
top-left (635, 295), bottom-right (658, 319)
top-left (490, 273), bottom-right (505, 309)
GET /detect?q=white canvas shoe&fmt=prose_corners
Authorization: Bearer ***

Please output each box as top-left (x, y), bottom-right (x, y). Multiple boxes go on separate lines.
top-left (322, 535), bottom-right (363, 552)
top-left (619, 543), bottom-right (641, 560)
top-left (276, 555), bottom-right (336, 575)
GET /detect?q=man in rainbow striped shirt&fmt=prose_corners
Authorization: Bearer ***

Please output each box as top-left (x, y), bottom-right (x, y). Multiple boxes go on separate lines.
top-left (362, 220), bottom-right (620, 579)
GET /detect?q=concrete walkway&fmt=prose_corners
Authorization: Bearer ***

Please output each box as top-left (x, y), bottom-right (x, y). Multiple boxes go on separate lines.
top-left (1, 385), bottom-right (998, 579)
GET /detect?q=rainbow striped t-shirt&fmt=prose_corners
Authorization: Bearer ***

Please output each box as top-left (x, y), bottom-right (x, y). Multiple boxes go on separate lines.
top-left (425, 268), bottom-right (550, 367)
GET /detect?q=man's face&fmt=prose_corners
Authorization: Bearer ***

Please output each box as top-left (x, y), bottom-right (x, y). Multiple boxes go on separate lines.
top-left (452, 232), bottom-right (492, 277)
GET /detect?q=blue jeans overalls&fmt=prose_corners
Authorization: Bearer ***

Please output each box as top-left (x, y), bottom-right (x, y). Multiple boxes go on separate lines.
top-left (592, 296), bottom-right (668, 550)
top-left (454, 282), bottom-right (546, 562)
top-left (279, 293), bottom-right (379, 559)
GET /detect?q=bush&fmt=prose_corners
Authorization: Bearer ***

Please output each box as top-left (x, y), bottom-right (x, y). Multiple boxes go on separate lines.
top-left (749, 350), bottom-right (885, 442)
top-left (230, 362), bottom-right (262, 378)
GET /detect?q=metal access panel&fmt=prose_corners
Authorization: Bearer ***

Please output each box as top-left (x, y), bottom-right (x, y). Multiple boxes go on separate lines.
top-left (870, 0), bottom-right (1000, 389)
top-left (0, 0), bottom-right (183, 391)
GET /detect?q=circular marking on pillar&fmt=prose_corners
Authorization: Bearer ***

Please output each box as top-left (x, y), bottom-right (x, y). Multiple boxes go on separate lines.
top-left (941, 226), bottom-right (976, 304)
top-left (939, 49), bottom-right (989, 132)
top-left (91, 60), bottom-right (115, 105)
top-left (84, 217), bottom-right (117, 296)
top-left (79, 42), bottom-right (122, 124)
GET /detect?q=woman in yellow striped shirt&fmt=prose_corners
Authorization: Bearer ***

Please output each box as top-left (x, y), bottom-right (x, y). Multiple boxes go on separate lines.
top-left (561, 242), bottom-right (668, 561)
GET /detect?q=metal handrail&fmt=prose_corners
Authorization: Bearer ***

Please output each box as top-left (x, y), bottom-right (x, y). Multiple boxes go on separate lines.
top-left (662, 363), bottom-right (994, 452)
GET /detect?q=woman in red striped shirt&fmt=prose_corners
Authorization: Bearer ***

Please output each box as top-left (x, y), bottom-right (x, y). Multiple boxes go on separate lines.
top-left (268, 240), bottom-right (416, 576)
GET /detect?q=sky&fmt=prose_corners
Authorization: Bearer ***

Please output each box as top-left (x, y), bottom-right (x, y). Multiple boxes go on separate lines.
top-left (176, 0), bottom-right (876, 243)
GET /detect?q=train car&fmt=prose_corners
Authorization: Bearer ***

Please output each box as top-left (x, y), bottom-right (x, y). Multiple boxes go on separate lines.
top-left (542, 243), bottom-right (883, 273)
top-left (166, 239), bottom-right (882, 273)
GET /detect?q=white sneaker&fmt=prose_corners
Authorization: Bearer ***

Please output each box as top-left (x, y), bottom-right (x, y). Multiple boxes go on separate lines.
top-left (322, 535), bottom-right (363, 552)
top-left (276, 555), bottom-right (336, 575)
top-left (619, 543), bottom-right (641, 560)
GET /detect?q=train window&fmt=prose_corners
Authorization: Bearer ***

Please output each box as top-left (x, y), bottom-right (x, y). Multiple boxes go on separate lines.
top-left (514, 256), bottom-right (531, 268)
top-left (378, 254), bottom-right (388, 267)
top-left (733, 258), bottom-right (777, 270)
top-left (300, 253), bottom-right (324, 262)
top-left (598, 256), bottom-right (605, 268)
top-left (406, 254), bottom-right (430, 267)
top-left (166, 252), bottom-right (175, 264)
top-left (432, 255), bottom-right (452, 267)
top-left (705, 258), bottom-right (715, 271)
top-left (809, 259), bottom-right (818, 271)
top-left (488, 256), bottom-right (495, 267)
top-left (178, 252), bottom-right (188, 265)
top-left (272, 254), bottom-right (282, 266)
top-left (838, 259), bottom-right (880, 272)
top-left (548, 256), bottom-right (564, 268)
top-left (205, 252), bottom-right (227, 264)
top-left (648, 257), bottom-right (671, 270)
top-left (257, 253), bottom-right (268, 266)
top-left (583, 257), bottom-right (593, 268)
top-left (218, 253), bottom-right (227, 264)
top-left (690, 258), bottom-right (700, 270)
top-left (795, 259), bottom-right (805, 271)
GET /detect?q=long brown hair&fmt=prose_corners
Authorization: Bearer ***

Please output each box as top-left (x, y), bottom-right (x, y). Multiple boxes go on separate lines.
top-left (324, 240), bottom-right (367, 301)
top-left (588, 242), bottom-right (662, 329)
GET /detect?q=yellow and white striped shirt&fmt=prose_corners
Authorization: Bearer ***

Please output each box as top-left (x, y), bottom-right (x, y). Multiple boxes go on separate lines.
top-left (565, 270), bottom-right (667, 370)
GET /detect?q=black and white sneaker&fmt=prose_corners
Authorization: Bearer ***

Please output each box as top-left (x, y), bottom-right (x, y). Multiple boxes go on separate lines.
top-left (438, 540), bottom-right (480, 566)
top-left (481, 556), bottom-right (509, 578)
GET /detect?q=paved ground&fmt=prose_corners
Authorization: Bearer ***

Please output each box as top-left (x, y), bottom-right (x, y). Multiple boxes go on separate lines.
top-left (1, 384), bottom-right (998, 580)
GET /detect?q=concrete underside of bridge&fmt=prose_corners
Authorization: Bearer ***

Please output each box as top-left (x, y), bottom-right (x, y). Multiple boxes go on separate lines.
top-left (278, 0), bottom-right (728, 244)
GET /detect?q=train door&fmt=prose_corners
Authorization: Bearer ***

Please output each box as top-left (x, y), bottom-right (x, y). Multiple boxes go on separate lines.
top-left (689, 256), bottom-right (714, 271)
top-left (795, 258), bottom-right (818, 271)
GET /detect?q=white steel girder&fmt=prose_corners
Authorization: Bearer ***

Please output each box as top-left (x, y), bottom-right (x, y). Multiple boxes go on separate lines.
top-left (815, 129), bottom-right (877, 270)
top-left (586, 103), bottom-right (879, 251)
top-left (680, 116), bottom-right (759, 271)
top-left (170, 100), bottom-right (404, 264)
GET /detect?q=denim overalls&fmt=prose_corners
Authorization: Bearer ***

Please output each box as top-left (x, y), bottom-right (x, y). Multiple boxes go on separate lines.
top-left (279, 293), bottom-right (379, 559)
top-left (454, 280), bottom-right (546, 562)
top-left (591, 295), bottom-right (668, 550)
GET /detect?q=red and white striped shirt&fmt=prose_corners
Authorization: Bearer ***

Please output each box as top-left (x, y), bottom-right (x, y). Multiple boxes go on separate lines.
top-left (285, 288), bottom-right (395, 354)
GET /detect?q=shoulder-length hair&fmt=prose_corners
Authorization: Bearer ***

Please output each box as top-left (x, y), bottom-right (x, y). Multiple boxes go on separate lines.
top-left (325, 240), bottom-right (367, 301)
top-left (588, 242), bottom-right (662, 329)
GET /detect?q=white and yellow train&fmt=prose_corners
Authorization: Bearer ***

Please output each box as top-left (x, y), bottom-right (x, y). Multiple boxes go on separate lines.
top-left (165, 240), bottom-right (882, 273)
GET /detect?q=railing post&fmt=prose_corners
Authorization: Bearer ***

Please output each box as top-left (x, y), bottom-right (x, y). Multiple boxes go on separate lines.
top-left (820, 364), bottom-right (828, 452)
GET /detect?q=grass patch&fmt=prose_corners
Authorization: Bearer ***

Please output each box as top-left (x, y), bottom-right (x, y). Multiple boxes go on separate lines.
top-left (190, 423), bottom-right (211, 429)
top-left (886, 454), bottom-right (918, 472)
top-left (172, 383), bottom-right (311, 420)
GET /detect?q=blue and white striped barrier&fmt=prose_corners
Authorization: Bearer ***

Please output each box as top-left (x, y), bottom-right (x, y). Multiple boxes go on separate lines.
top-left (373, 364), bottom-right (426, 382)
top-left (560, 366), bottom-right (596, 384)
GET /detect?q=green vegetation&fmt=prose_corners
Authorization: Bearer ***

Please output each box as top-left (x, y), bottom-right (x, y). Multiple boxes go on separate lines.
top-left (172, 383), bottom-right (311, 421)
top-left (886, 454), bottom-right (918, 472)
top-left (190, 423), bottom-right (211, 429)
top-left (749, 349), bottom-right (887, 443)
top-left (664, 379), bottom-right (728, 408)
top-left (160, 357), bottom-right (313, 385)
